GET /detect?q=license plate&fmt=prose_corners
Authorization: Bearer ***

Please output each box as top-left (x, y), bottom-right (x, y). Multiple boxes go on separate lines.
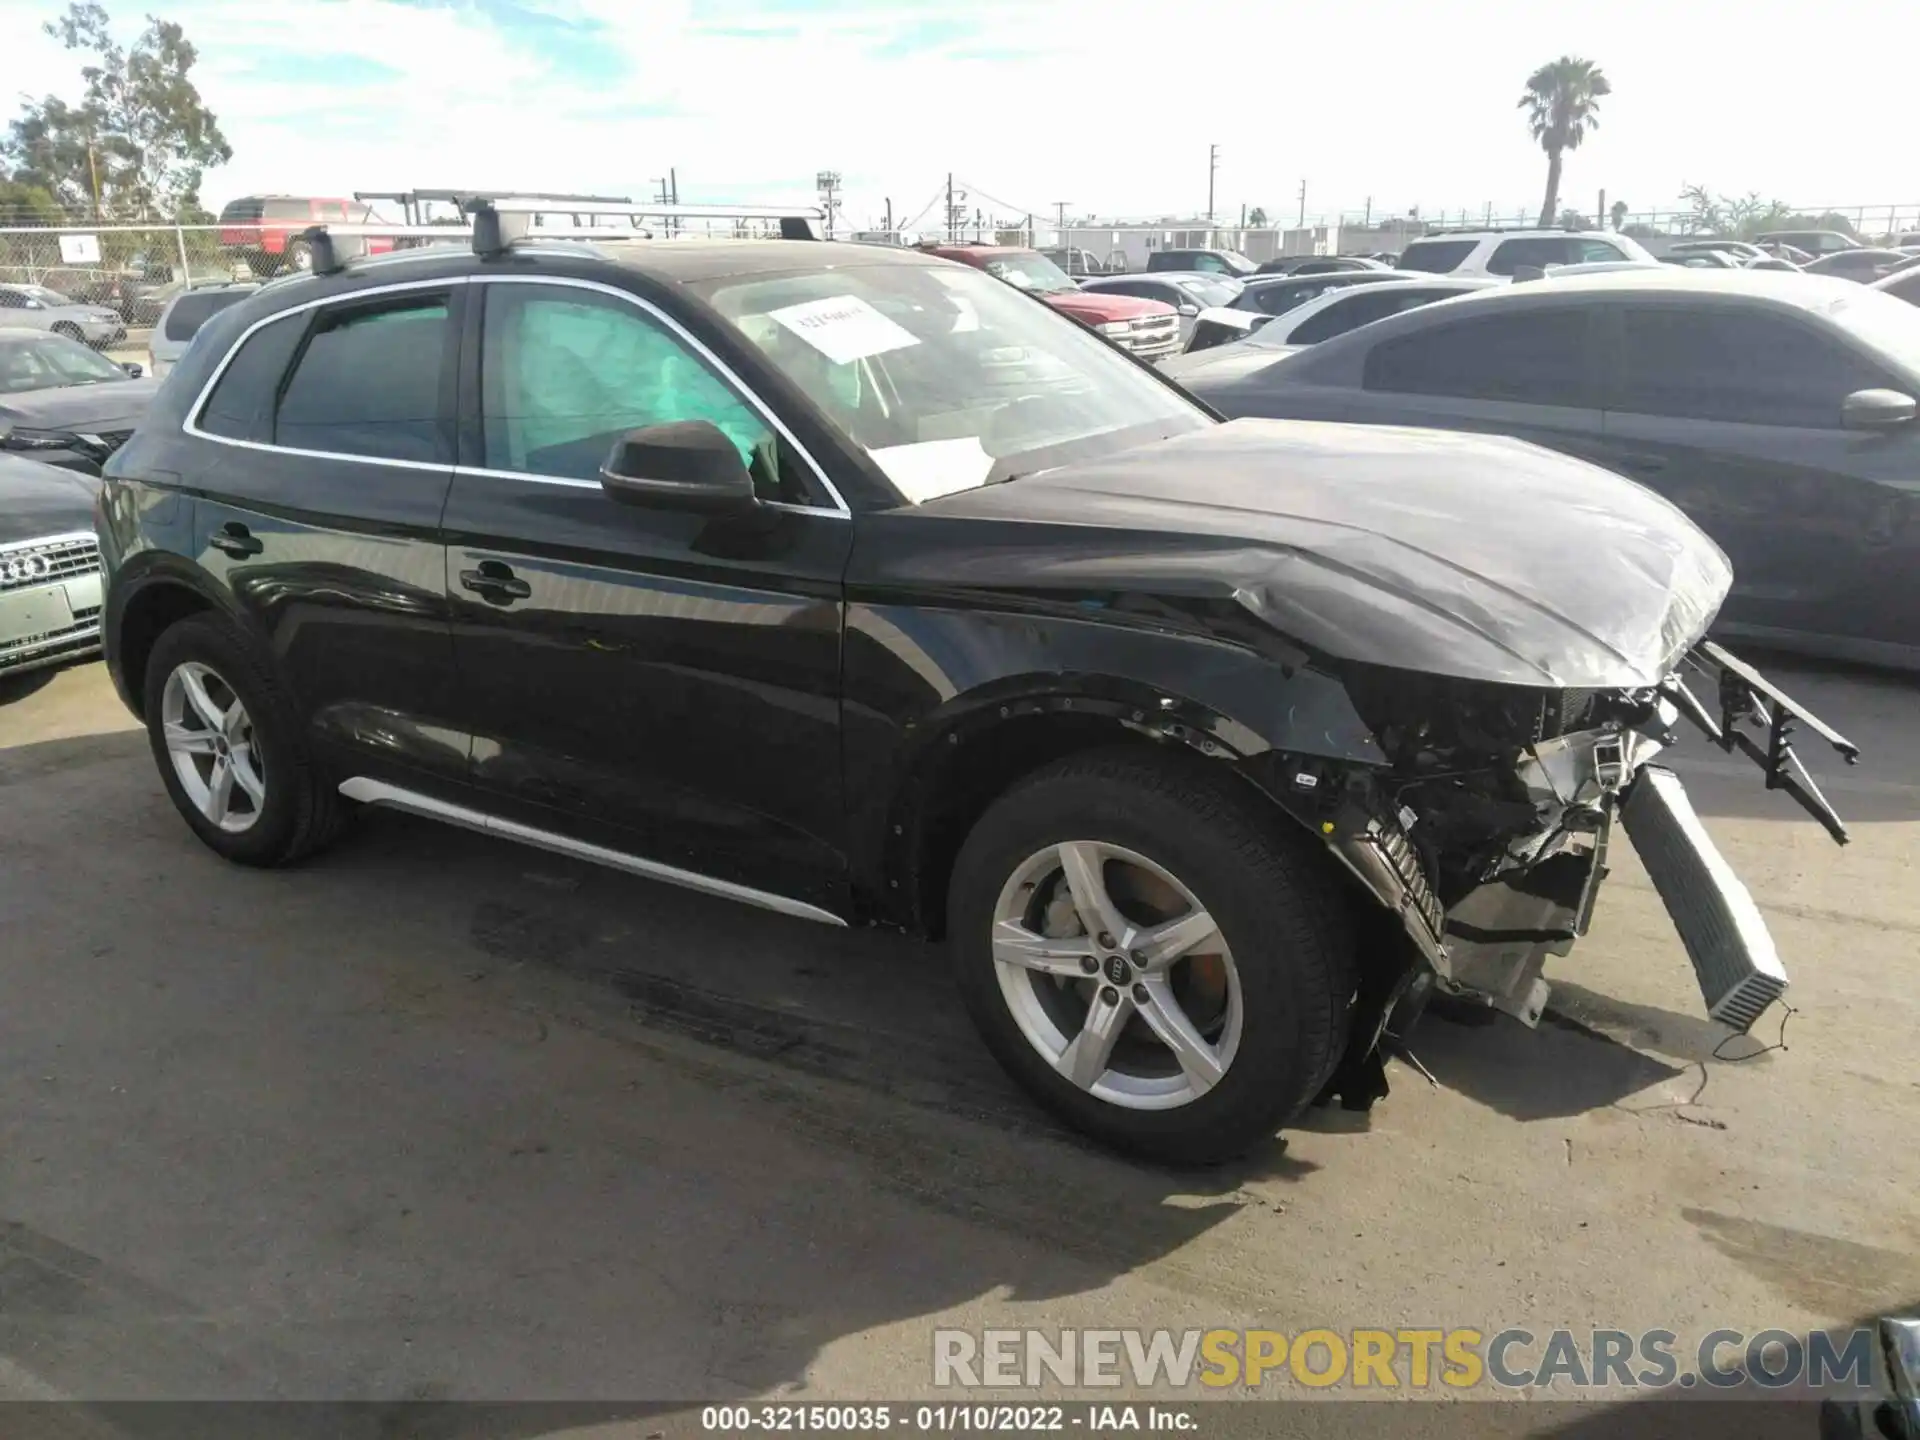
top-left (64, 573), bottom-right (103, 612)
top-left (0, 584), bottom-right (75, 644)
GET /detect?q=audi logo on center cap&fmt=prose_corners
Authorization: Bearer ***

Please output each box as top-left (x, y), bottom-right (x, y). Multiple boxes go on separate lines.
top-left (3, 553), bottom-right (52, 583)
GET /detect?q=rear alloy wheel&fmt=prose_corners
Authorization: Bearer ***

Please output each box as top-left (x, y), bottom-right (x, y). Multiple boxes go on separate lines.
top-left (950, 748), bottom-right (1355, 1165)
top-left (160, 660), bottom-right (267, 834)
top-left (142, 613), bottom-right (348, 866)
top-left (282, 239), bottom-right (313, 274)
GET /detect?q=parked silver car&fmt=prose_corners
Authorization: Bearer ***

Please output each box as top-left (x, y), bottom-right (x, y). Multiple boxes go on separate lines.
top-left (0, 453), bottom-right (103, 678)
top-left (0, 283), bottom-right (127, 349)
top-left (147, 282), bottom-right (258, 379)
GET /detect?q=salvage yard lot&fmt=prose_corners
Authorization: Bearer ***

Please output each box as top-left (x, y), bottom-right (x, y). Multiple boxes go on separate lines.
top-left (2, 658), bottom-right (1917, 1411)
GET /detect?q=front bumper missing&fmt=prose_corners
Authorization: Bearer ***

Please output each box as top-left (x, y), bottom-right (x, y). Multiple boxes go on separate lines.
top-left (1619, 765), bottom-right (1786, 1033)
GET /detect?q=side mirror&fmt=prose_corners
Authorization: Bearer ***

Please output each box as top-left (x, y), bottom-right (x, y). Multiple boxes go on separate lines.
top-left (599, 420), bottom-right (759, 514)
top-left (23, 299), bottom-right (42, 310)
top-left (1842, 388), bottom-right (1917, 431)
top-left (1178, 303), bottom-right (1199, 317)
top-left (121, 362), bottom-right (143, 378)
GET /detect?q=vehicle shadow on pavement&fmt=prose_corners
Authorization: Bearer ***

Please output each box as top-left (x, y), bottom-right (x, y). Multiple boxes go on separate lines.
top-left (1405, 1008), bottom-right (1686, 1123)
top-left (0, 669), bottom-right (60, 709)
top-left (1, 730), bottom-right (1314, 1408)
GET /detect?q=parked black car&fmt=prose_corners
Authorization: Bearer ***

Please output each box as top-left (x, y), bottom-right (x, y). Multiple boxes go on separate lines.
top-left (1253, 256), bottom-right (1390, 277)
top-left (0, 454), bottom-right (103, 677)
top-left (1803, 249), bottom-right (1912, 283)
top-left (0, 330), bottom-right (157, 473)
top-left (1172, 269), bottom-right (1920, 669)
top-left (97, 232), bottom-right (1851, 1163)
top-left (1145, 248), bottom-right (1256, 277)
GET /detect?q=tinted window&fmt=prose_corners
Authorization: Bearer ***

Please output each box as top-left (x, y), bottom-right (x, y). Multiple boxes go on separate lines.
top-left (1244, 278), bottom-right (1337, 316)
top-left (1176, 277), bottom-right (1239, 307)
top-left (219, 198), bottom-right (265, 223)
top-left (1573, 238), bottom-right (1626, 263)
top-left (1487, 237), bottom-right (1574, 275)
top-left (1395, 240), bottom-right (1476, 274)
top-left (1364, 308), bottom-right (1593, 404)
top-left (1614, 306), bottom-right (1893, 428)
top-left (163, 289), bottom-right (254, 342)
top-left (274, 296), bottom-right (451, 461)
top-left (198, 316), bottom-right (307, 442)
top-left (1287, 287), bottom-right (1450, 345)
top-left (265, 199), bottom-right (310, 221)
top-left (480, 283), bottom-right (800, 502)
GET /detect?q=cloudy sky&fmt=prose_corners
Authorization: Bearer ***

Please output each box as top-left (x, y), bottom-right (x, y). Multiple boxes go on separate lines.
top-left (8, 0), bottom-right (1915, 230)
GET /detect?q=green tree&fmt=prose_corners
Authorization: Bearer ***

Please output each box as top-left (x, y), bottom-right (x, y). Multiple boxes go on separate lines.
top-left (0, 173), bottom-right (65, 224)
top-left (3, 2), bottom-right (231, 221)
top-left (1247, 206), bottom-right (1268, 227)
top-left (1518, 56), bottom-right (1611, 229)
top-left (1609, 199), bottom-right (1627, 231)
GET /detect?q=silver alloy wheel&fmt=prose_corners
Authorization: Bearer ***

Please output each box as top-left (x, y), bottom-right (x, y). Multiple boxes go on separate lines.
top-left (991, 840), bottom-right (1243, 1111)
top-left (160, 660), bottom-right (266, 833)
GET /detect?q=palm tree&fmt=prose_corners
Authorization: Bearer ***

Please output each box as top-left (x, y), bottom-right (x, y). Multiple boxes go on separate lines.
top-left (1518, 57), bottom-right (1611, 228)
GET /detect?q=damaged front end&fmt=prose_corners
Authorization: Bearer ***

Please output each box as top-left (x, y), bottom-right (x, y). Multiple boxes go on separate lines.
top-left (1266, 645), bottom-right (1857, 1102)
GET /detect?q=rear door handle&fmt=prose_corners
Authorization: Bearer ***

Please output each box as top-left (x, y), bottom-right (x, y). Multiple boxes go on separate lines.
top-left (208, 523), bottom-right (263, 558)
top-left (460, 560), bottom-right (532, 603)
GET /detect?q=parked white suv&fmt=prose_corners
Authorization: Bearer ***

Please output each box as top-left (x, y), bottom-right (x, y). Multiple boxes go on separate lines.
top-left (1395, 228), bottom-right (1654, 277)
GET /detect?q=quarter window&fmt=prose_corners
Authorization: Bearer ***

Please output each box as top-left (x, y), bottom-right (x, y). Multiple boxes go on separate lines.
top-left (479, 283), bottom-right (803, 503)
top-left (274, 295), bottom-right (452, 462)
top-left (1486, 237), bottom-right (1571, 275)
top-left (1363, 309), bottom-right (1593, 404)
top-left (1613, 306), bottom-right (1893, 428)
top-left (197, 316), bottom-right (307, 443)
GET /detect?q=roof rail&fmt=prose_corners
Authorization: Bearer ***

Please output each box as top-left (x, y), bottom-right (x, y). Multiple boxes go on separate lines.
top-left (1418, 223), bottom-right (1599, 236)
top-left (295, 197), bottom-right (827, 274)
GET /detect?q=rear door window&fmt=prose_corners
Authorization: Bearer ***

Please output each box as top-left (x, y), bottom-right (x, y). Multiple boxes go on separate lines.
top-left (1612, 305), bottom-right (1893, 428)
top-left (1395, 240), bottom-right (1476, 274)
top-left (1363, 307), bottom-right (1596, 404)
top-left (273, 294), bottom-right (454, 462)
top-left (1573, 237), bottom-right (1626, 263)
top-left (1290, 287), bottom-right (1444, 344)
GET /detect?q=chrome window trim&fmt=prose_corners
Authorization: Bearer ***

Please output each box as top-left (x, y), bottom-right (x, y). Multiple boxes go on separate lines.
top-left (338, 777), bottom-right (847, 927)
top-left (182, 271), bottom-right (851, 517)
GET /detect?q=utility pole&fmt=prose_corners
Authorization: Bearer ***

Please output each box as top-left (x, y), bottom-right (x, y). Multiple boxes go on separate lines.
top-left (815, 171), bottom-right (841, 239)
top-left (1207, 143), bottom-right (1219, 221)
top-left (85, 132), bottom-right (101, 221)
top-left (1297, 179), bottom-right (1307, 227)
top-left (947, 173), bottom-right (955, 241)
top-left (883, 197), bottom-right (893, 235)
top-left (1363, 196), bottom-right (1372, 226)
top-left (1054, 199), bottom-right (1069, 241)
top-left (1597, 188), bottom-right (1606, 230)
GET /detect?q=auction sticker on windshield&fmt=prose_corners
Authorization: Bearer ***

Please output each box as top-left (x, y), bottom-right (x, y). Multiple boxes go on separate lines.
top-left (768, 294), bottom-right (920, 365)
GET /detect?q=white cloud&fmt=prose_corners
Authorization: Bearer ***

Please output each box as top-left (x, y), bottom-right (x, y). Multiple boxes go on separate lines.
top-left (6, 0), bottom-right (1915, 231)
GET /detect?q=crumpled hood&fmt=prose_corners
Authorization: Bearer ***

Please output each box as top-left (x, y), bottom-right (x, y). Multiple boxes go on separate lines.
top-left (921, 418), bottom-right (1732, 688)
top-left (0, 454), bottom-right (98, 545)
top-left (0, 377), bottom-right (158, 434)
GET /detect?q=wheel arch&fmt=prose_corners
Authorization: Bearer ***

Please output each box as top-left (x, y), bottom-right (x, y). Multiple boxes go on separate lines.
top-left (884, 675), bottom-right (1352, 939)
top-left (107, 563), bottom-right (246, 720)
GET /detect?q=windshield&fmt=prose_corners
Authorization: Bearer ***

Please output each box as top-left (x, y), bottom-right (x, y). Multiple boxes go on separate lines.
top-left (975, 251), bottom-right (1077, 295)
top-left (698, 261), bottom-right (1209, 503)
top-left (1176, 276), bottom-right (1241, 307)
top-left (17, 285), bottom-right (75, 307)
top-left (0, 332), bottom-right (127, 393)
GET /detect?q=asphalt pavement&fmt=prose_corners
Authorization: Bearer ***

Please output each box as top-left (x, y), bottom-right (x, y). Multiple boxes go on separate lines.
top-left (1, 656), bottom-right (1915, 1427)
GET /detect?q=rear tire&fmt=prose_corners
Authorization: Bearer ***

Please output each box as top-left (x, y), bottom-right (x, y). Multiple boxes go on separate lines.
top-left (52, 321), bottom-right (82, 342)
top-left (281, 239), bottom-right (313, 275)
top-left (142, 613), bottom-right (349, 867)
top-left (948, 747), bottom-right (1356, 1165)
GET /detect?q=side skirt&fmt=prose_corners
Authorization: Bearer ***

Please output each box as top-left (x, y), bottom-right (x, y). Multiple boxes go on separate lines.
top-left (337, 777), bottom-right (849, 928)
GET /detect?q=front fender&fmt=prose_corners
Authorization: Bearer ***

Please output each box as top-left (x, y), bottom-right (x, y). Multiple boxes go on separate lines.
top-left (841, 599), bottom-right (1386, 914)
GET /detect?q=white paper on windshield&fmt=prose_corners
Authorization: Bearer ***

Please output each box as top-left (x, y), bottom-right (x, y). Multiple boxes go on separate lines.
top-left (767, 294), bottom-right (920, 365)
top-left (869, 437), bottom-right (994, 503)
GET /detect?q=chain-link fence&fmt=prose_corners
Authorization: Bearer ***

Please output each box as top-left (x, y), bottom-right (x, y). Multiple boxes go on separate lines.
top-left (0, 224), bottom-right (267, 336)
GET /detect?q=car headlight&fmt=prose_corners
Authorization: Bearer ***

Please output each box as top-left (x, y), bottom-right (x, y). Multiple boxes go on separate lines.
top-left (1096, 320), bottom-right (1131, 337)
top-left (0, 427), bottom-right (80, 452)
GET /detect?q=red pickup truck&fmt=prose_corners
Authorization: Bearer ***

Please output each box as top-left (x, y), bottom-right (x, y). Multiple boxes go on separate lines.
top-left (921, 244), bottom-right (1181, 361)
top-left (217, 196), bottom-right (395, 276)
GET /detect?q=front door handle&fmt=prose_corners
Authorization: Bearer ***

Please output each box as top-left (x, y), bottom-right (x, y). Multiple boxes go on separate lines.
top-left (460, 560), bottom-right (532, 603)
top-left (208, 523), bottom-right (263, 558)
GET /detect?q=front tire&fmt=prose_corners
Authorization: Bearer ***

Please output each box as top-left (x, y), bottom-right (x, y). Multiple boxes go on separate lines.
top-left (948, 748), bottom-right (1355, 1165)
top-left (52, 321), bottom-right (82, 342)
top-left (142, 613), bottom-right (348, 867)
